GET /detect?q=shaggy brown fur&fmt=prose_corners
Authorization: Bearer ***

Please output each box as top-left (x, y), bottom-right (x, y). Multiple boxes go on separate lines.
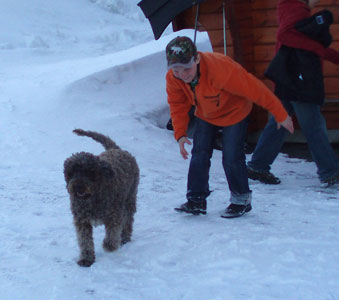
top-left (64, 129), bottom-right (139, 267)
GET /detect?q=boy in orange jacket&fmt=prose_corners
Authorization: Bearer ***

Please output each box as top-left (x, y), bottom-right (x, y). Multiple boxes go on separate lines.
top-left (166, 36), bottom-right (294, 218)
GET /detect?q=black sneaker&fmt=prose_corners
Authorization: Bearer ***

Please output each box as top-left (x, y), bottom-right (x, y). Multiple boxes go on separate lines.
top-left (321, 173), bottom-right (339, 187)
top-left (174, 200), bottom-right (207, 215)
top-left (247, 167), bottom-right (281, 185)
top-left (221, 203), bottom-right (252, 218)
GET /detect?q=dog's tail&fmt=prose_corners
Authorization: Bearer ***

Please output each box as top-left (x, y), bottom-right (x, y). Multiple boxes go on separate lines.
top-left (73, 129), bottom-right (121, 150)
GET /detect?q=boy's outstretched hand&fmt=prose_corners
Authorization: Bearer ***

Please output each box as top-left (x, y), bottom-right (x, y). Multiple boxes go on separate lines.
top-left (277, 115), bottom-right (294, 134)
top-left (178, 136), bottom-right (192, 160)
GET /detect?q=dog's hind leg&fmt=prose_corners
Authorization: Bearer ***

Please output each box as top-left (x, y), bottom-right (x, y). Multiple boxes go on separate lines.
top-left (121, 184), bottom-right (137, 245)
top-left (121, 218), bottom-right (133, 245)
top-left (103, 222), bottom-right (122, 252)
top-left (121, 206), bottom-right (136, 245)
top-left (74, 220), bottom-right (95, 267)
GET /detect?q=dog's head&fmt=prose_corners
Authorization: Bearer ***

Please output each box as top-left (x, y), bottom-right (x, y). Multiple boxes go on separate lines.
top-left (64, 152), bottom-right (114, 201)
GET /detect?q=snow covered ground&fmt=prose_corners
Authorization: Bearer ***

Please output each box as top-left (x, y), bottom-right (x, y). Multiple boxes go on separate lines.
top-left (0, 1), bottom-right (338, 299)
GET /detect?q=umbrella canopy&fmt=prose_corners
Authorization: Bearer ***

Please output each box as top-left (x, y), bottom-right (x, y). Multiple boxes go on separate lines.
top-left (138, 0), bottom-right (207, 40)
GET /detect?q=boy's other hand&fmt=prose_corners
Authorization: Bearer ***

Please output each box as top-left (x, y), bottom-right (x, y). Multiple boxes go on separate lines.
top-left (178, 136), bottom-right (192, 159)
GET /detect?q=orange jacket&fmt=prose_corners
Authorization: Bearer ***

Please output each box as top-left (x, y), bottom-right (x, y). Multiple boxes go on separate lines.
top-left (166, 52), bottom-right (288, 141)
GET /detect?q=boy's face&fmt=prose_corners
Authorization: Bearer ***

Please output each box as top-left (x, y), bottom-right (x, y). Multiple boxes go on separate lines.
top-left (172, 55), bottom-right (200, 83)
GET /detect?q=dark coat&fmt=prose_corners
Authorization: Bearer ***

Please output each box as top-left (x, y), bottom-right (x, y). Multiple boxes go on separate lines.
top-left (264, 10), bottom-right (333, 105)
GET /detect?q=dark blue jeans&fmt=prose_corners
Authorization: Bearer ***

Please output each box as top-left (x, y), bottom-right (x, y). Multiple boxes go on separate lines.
top-left (248, 99), bottom-right (339, 181)
top-left (187, 117), bottom-right (252, 205)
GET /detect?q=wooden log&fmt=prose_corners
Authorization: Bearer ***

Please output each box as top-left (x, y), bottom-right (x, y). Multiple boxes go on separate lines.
top-left (253, 9), bottom-right (278, 27)
top-left (199, 0), bottom-right (223, 14)
top-left (325, 77), bottom-right (339, 94)
top-left (316, 0), bottom-right (339, 6)
top-left (197, 13), bottom-right (225, 30)
top-left (252, 0), bottom-right (339, 10)
top-left (254, 44), bottom-right (276, 62)
top-left (324, 61), bottom-right (339, 76)
top-left (213, 45), bottom-right (234, 55)
top-left (207, 29), bottom-right (232, 48)
top-left (321, 102), bottom-right (339, 129)
top-left (251, 0), bottom-right (278, 10)
top-left (254, 27), bottom-right (277, 45)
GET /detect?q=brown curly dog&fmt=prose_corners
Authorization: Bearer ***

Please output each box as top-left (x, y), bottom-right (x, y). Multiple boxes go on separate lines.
top-left (64, 129), bottom-right (139, 267)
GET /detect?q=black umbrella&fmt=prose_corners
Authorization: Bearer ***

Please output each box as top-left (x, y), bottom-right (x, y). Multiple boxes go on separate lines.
top-left (138, 0), bottom-right (207, 40)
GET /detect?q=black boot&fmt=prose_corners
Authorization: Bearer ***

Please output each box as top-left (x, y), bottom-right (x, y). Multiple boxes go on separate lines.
top-left (221, 203), bottom-right (252, 218)
top-left (247, 167), bottom-right (281, 185)
top-left (174, 200), bottom-right (207, 215)
top-left (321, 173), bottom-right (339, 187)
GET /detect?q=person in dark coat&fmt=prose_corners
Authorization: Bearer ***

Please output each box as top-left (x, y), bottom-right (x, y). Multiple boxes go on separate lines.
top-left (247, 0), bottom-right (339, 187)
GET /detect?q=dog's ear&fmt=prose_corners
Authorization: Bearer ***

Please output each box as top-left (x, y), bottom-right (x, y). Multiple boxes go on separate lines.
top-left (64, 157), bottom-right (75, 182)
top-left (64, 152), bottom-right (98, 180)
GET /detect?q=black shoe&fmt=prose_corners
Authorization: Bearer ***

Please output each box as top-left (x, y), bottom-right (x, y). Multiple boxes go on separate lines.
top-left (166, 118), bottom-right (174, 131)
top-left (174, 200), bottom-right (207, 215)
top-left (247, 167), bottom-right (281, 185)
top-left (221, 203), bottom-right (252, 218)
top-left (321, 173), bottom-right (339, 187)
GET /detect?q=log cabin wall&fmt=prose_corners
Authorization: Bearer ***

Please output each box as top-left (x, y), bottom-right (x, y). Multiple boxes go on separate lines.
top-left (172, 0), bottom-right (339, 137)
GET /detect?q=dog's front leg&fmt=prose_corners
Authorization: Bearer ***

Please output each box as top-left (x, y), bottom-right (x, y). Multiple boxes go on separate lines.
top-left (74, 220), bottom-right (95, 267)
top-left (103, 221), bottom-right (122, 252)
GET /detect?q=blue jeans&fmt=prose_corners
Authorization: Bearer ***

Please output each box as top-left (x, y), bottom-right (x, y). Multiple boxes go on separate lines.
top-left (248, 99), bottom-right (339, 181)
top-left (187, 118), bottom-right (252, 205)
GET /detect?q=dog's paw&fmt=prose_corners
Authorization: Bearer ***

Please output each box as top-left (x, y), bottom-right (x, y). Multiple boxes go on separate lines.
top-left (121, 237), bottom-right (131, 245)
top-left (77, 258), bottom-right (95, 267)
top-left (103, 239), bottom-right (119, 252)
